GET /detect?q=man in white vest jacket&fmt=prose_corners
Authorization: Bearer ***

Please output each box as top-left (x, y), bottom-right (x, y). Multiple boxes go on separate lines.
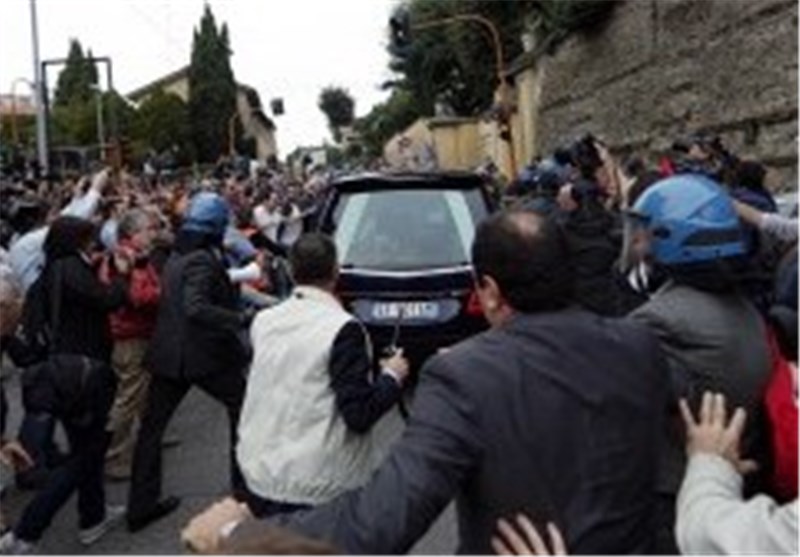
top-left (236, 233), bottom-right (409, 518)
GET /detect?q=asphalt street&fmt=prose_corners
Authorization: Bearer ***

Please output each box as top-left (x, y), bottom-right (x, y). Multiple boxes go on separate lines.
top-left (1, 366), bottom-right (457, 554)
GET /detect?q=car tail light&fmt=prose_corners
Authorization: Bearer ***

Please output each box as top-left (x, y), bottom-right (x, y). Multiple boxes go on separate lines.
top-left (465, 290), bottom-right (483, 316)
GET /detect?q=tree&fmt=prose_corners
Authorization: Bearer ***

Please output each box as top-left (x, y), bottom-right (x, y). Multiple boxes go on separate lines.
top-left (188, 4), bottom-right (237, 163)
top-left (387, 0), bottom-right (534, 117)
top-left (132, 90), bottom-right (191, 163)
top-left (54, 39), bottom-right (98, 107)
top-left (386, 0), bottom-right (614, 118)
top-left (355, 89), bottom-right (421, 160)
top-left (318, 86), bottom-right (355, 143)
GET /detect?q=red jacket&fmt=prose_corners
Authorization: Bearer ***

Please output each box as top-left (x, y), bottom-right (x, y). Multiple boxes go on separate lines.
top-left (99, 242), bottom-right (161, 341)
top-left (765, 330), bottom-right (798, 502)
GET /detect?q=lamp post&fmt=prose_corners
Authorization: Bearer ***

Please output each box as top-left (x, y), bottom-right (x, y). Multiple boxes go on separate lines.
top-left (412, 14), bottom-right (517, 180)
top-left (29, 0), bottom-right (48, 172)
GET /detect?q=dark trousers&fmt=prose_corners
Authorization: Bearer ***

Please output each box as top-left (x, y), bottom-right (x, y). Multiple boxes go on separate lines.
top-left (17, 411), bottom-right (59, 478)
top-left (240, 484), bottom-right (311, 519)
top-left (127, 371), bottom-right (246, 519)
top-left (14, 405), bottom-right (112, 542)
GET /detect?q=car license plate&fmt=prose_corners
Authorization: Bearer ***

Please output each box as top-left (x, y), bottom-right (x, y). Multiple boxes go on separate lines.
top-left (372, 301), bottom-right (440, 321)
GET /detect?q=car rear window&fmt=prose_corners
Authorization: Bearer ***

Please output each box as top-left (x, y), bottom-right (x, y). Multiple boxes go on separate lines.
top-left (333, 188), bottom-right (488, 271)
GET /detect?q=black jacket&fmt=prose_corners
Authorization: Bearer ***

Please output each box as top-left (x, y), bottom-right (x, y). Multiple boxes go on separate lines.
top-left (561, 204), bottom-right (636, 316)
top-left (145, 247), bottom-right (248, 380)
top-left (46, 254), bottom-right (127, 361)
top-left (247, 308), bottom-right (668, 554)
top-left (329, 321), bottom-right (402, 434)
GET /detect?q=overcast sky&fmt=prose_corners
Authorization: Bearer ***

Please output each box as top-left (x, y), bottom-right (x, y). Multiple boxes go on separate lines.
top-left (0, 0), bottom-right (396, 156)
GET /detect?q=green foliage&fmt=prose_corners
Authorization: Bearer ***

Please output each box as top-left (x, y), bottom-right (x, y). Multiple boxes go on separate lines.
top-left (51, 98), bottom-right (97, 146)
top-left (54, 39), bottom-right (98, 107)
top-left (132, 90), bottom-right (191, 162)
top-left (532, 0), bottom-right (617, 48)
top-left (318, 86), bottom-right (356, 142)
top-left (388, 0), bottom-right (535, 117)
top-left (50, 89), bottom-right (135, 150)
top-left (188, 4), bottom-right (237, 163)
top-left (0, 115), bottom-right (36, 147)
top-left (387, 0), bottom-right (615, 118)
top-left (354, 89), bottom-right (421, 160)
top-left (104, 91), bottom-right (137, 139)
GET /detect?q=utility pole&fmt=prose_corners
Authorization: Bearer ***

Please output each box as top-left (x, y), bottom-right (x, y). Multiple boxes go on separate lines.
top-left (30, 0), bottom-right (48, 173)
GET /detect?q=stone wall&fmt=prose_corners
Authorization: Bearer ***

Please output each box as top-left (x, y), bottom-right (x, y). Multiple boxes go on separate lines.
top-left (534, 0), bottom-right (798, 188)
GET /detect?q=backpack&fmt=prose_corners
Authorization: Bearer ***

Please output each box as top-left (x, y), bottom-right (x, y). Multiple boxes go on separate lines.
top-left (17, 263), bottom-right (108, 424)
top-left (13, 269), bottom-right (53, 367)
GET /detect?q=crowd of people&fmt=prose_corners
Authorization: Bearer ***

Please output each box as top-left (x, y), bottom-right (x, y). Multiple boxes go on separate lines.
top-left (0, 129), bottom-right (796, 556)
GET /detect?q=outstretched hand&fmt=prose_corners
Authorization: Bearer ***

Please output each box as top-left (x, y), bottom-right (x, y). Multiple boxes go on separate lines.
top-left (679, 392), bottom-right (758, 475)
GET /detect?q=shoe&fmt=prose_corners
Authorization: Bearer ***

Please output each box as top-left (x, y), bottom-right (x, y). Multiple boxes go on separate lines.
top-left (78, 505), bottom-right (126, 546)
top-left (126, 497), bottom-right (181, 533)
top-left (0, 532), bottom-right (35, 555)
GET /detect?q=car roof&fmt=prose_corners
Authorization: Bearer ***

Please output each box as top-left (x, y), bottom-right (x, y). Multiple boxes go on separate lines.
top-left (330, 171), bottom-right (486, 193)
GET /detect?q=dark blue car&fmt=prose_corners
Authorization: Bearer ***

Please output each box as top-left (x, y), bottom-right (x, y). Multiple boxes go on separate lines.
top-left (316, 172), bottom-right (495, 372)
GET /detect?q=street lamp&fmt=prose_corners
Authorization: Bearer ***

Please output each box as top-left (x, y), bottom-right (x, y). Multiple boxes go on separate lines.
top-left (392, 12), bottom-right (518, 180)
top-left (9, 77), bottom-right (35, 145)
top-left (89, 83), bottom-right (105, 160)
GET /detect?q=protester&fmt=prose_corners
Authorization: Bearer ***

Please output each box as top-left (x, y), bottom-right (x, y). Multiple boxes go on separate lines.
top-left (626, 175), bottom-right (773, 553)
top-left (0, 216), bottom-right (129, 554)
top-left (183, 210), bottom-right (668, 554)
top-left (676, 392), bottom-right (798, 554)
top-left (126, 193), bottom-right (251, 532)
top-left (100, 209), bottom-right (162, 481)
top-left (8, 170), bottom-right (109, 292)
top-left (236, 233), bottom-right (408, 517)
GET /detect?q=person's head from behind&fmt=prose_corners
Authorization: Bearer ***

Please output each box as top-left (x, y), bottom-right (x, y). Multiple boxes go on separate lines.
top-left (289, 233), bottom-right (338, 291)
top-left (117, 208), bottom-right (157, 253)
top-left (44, 216), bottom-right (97, 262)
top-left (472, 211), bottom-right (574, 326)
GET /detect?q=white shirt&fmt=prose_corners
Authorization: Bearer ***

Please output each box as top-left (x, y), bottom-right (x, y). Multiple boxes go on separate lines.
top-left (676, 453), bottom-right (798, 554)
top-left (252, 205), bottom-right (282, 243)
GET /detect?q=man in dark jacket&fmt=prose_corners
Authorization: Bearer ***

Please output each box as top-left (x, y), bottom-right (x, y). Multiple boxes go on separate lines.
top-left (183, 210), bottom-right (668, 554)
top-left (127, 193), bottom-right (251, 532)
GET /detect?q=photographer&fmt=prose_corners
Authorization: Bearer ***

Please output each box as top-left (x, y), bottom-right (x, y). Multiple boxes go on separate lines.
top-left (556, 135), bottom-right (635, 316)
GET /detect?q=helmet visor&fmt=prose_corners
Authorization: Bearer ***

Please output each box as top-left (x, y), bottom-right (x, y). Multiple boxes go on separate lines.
top-left (620, 211), bottom-right (652, 274)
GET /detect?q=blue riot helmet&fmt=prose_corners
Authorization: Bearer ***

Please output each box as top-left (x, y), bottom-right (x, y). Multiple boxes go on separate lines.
top-left (182, 192), bottom-right (230, 239)
top-left (625, 174), bottom-right (746, 267)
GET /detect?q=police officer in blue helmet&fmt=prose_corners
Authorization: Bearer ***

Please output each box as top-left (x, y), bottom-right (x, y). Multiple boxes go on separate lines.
top-left (625, 174), bottom-right (772, 554)
top-left (127, 192), bottom-right (250, 532)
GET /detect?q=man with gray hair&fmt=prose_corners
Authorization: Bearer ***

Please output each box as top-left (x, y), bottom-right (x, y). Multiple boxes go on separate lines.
top-left (98, 208), bottom-right (161, 480)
